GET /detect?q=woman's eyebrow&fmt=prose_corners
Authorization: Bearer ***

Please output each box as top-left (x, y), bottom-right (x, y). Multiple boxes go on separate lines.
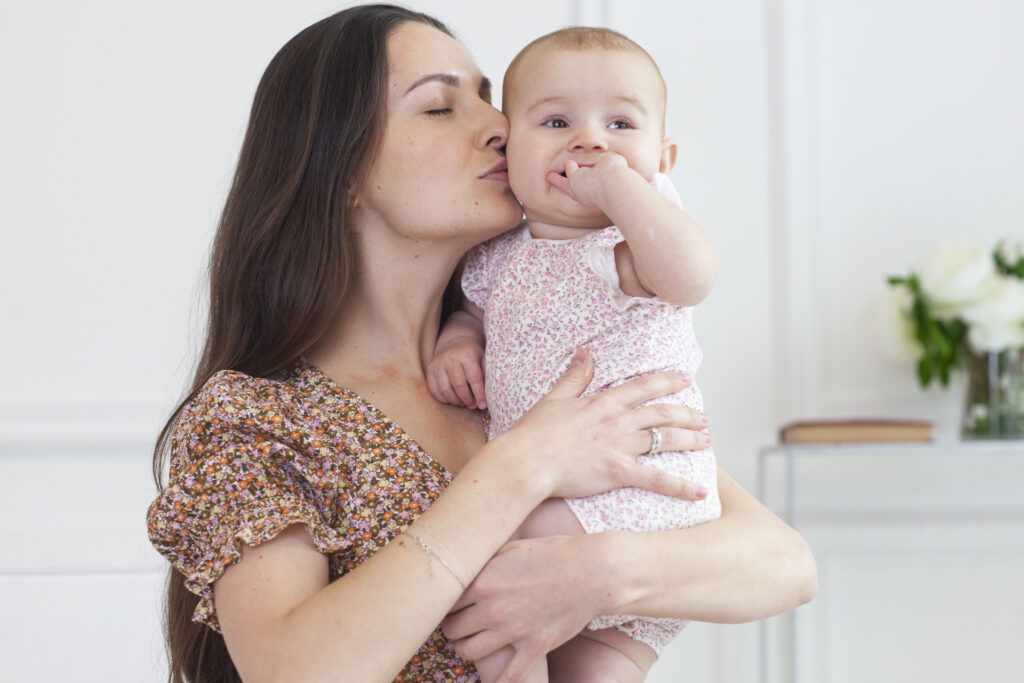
top-left (403, 74), bottom-right (492, 96)
top-left (404, 73), bottom-right (458, 95)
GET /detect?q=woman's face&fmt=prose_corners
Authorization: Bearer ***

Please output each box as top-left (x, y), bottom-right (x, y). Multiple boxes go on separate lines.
top-left (356, 22), bottom-right (522, 245)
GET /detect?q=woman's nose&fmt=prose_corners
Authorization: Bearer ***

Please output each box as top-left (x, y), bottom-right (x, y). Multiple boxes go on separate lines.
top-left (479, 105), bottom-right (509, 150)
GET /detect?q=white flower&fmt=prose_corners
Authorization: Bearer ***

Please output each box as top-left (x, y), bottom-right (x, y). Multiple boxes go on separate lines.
top-left (876, 287), bottom-right (922, 362)
top-left (965, 402), bottom-right (989, 430)
top-left (961, 276), bottom-right (1024, 352)
top-left (917, 240), bottom-right (998, 320)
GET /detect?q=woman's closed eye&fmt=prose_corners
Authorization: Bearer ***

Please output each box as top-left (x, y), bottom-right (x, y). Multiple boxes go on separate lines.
top-left (426, 107), bottom-right (453, 117)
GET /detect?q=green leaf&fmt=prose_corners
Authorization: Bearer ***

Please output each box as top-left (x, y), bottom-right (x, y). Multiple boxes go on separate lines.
top-left (993, 242), bottom-right (1024, 279)
top-left (917, 357), bottom-right (933, 386)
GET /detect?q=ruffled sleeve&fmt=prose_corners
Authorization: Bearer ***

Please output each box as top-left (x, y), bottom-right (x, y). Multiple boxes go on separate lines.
top-left (146, 370), bottom-right (352, 631)
top-left (460, 239), bottom-right (492, 310)
top-left (461, 226), bottom-right (529, 310)
top-left (586, 173), bottom-right (687, 312)
top-left (586, 238), bottom-right (668, 312)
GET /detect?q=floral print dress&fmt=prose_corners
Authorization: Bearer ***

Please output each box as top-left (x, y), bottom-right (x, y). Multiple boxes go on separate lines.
top-left (458, 175), bottom-right (721, 654)
top-left (146, 361), bottom-right (478, 682)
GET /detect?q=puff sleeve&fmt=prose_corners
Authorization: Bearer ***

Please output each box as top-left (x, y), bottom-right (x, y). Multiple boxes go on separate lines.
top-left (146, 371), bottom-right (352, 630)
top-left (460, 240), bottom-right (493, 310)
top-left (586, 173), bottom-right (687, 311)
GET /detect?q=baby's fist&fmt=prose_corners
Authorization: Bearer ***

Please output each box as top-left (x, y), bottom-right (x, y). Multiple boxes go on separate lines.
top-left (426, 340), bottom-right (488, 410)
top-left (549, 153), bottom-right (632, 209)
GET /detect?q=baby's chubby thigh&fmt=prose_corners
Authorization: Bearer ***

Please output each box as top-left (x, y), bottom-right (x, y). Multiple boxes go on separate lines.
top-left (512, 498), bottom-right (586, 542)
top-left (548, 630), bottom-right (654, 683)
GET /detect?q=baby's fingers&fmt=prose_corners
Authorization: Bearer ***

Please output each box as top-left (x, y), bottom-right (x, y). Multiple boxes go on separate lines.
top-left (432, 368), bottom-right (465, 407)
top-left (546, 170), bottom-right (575, 199)
top-left (446, 363), bottom-right (479, 409)
top-left (425, 368), bottom-right (446, 404)
top-left (462, 360), bottom-right (487, 411)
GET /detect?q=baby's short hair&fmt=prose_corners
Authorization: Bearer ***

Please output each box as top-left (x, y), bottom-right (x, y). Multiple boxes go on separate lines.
top-left (503, 26), bottom-right (667, 121)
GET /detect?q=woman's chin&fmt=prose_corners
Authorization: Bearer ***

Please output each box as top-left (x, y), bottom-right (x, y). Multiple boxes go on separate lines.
top-left (462, 199), bottom-right (526, 243)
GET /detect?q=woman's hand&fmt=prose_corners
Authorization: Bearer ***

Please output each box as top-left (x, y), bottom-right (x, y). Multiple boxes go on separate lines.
top-left (441, 535), bottom-right (598, 677)
top-left (498, 348), bottom-right (711, 501)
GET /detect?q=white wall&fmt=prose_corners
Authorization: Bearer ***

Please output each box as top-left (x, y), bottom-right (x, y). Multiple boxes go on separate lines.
top-left (2, 1), bottom-right (1021, 681)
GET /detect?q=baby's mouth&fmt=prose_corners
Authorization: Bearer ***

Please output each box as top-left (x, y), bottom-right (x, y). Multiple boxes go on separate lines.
top-left (556, 162), bottom-right (594, 177)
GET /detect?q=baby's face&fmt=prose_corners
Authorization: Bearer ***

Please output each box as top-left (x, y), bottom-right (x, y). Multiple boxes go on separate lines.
top-left (504, 46), bottom-right (668, 229)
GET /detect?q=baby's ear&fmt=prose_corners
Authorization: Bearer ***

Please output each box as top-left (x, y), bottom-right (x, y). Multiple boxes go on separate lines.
top-left (659, 138), bottom-right (679, 174)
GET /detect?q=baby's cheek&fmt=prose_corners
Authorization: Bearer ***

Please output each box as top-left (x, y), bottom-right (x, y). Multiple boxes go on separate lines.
top-left (507, 167), bottom-right (531, 203)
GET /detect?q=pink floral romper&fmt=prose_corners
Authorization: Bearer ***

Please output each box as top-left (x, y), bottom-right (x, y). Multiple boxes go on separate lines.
top-left (461, 175), bottom-right (721, 654)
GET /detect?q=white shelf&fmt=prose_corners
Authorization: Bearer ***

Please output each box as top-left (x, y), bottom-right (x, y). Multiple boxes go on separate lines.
top-left (757, 439), bottom-right (1024, 683)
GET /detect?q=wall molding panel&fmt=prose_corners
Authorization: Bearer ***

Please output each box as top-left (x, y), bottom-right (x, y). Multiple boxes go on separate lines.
top-left (771, 0), bottom-right (1024, 430)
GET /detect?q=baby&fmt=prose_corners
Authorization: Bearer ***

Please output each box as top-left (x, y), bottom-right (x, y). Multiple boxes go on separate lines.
top-left (427, 27), bottom-right (722, 682)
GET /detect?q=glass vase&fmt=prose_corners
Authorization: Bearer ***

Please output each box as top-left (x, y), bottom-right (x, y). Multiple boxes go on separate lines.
top-left (962, 348), bottom-right (1024, 439)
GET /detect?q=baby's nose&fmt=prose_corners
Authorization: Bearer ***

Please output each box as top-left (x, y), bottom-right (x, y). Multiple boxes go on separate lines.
top-left (569, 124), bottom-right (608, 152)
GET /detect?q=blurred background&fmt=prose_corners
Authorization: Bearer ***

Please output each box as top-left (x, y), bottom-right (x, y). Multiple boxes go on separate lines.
top-left (1, 0), bottom-right (1021, 681)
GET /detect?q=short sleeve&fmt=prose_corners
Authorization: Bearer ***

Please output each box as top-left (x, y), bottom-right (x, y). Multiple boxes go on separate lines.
top-left (461, 226), bottom-right (528, 310)
top-left (586, 238), bottom-right (667, 312)
top-left (652, 172), bottom-right (685, 210)
top-left (461, 241), bottom-right (492, 310)
top-left (146, 371), bottom-right (352, 631)
top-left (586, 174), bottom-right (686, 311)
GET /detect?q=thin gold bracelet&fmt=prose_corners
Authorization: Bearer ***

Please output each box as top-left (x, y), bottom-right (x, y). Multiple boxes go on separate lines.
top-left (405, 531), bottom-right (467, 591)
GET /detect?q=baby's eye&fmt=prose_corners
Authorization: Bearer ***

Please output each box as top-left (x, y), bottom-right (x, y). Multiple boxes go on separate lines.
top-left (609, 120), bottom-right (632, 130)
top-left (426, 108), bottom-right (453, 117)
top-left (543, 118), bottom-right (568, 128)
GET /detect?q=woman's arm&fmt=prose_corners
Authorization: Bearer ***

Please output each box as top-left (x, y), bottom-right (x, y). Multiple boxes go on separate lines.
top-left (442, 467), bottom-right (816, 669)
top-left (600, 467), bottom-right (818, 622)
top-left (213, 353), bottom-right (704, 682)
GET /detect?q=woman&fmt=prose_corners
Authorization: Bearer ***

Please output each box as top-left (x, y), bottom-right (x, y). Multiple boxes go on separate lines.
top-left (147, 5), bottom-right (816, 682)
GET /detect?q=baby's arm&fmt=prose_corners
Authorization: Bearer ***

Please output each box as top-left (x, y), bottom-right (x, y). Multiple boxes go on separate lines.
top-left (426, 300), bottom-right (488, 410)
top-left (557, 157), bottom-right (718, 306)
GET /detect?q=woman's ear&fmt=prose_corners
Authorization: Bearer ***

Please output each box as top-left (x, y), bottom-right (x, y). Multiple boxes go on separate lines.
top-left (659, 138), bottom-right (679, 174)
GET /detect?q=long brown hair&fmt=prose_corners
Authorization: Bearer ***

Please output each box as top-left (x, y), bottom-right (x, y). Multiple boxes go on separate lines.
top-left (152, 6), bottom-right (453, 681)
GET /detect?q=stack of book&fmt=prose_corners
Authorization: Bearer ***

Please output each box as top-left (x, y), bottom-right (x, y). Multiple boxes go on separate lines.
top-left (778, 419), bottom-right (933, 444)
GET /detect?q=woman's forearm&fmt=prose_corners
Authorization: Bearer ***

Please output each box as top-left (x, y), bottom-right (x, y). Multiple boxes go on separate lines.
top-left (595, 467), bottom-right (817, 624)
top-left (217, 361), bottom-right (700, 681)
top-left (217, 444), bottom-right (546, 683)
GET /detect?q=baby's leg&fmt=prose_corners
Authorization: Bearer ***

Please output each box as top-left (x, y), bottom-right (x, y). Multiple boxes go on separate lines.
top-left (472, 646), bottom-right (547, 683)
top-left (474, 499), bottom-right (656, 682)
top-left (514, 497), bottom-right (589, 539)
top-left (548, 631), bottom-right (656, 683)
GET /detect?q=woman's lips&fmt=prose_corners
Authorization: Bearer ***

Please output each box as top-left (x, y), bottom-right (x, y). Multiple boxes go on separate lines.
top-left (481, 160), bottom-right (509, 182)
